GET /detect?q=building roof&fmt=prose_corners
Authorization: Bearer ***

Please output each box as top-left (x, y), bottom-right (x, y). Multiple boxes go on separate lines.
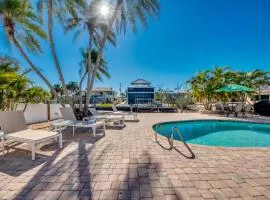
top-left (92, 87), bottom-right (113, 92)
top-left (131, 79), bottom-right (151, 85)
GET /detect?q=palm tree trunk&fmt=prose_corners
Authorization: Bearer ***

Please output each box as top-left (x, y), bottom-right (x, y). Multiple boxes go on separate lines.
top-left (23, 103), bottom-right (28, 112)
top-left (79, 71), bottom-right (87, 111)
top-left (12, 36), bottom-right (65, 107)
top-left (86, 0), bottom-right (123, 109)
top-left (84, 28), bottom-right (93, 115)
top-left (47, 0), bottom-right (73, 108)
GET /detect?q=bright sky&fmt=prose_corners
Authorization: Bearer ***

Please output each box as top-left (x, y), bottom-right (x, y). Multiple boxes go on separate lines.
top-left (1, 0), bottom-right (270, 93)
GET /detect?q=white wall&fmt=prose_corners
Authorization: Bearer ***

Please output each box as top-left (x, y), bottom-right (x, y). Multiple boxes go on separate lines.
top-left (16, 103), bottom-right (65, 124)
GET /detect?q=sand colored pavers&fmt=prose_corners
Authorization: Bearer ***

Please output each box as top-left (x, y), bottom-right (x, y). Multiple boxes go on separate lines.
top-left (0, 113), bottom-right (270, 199)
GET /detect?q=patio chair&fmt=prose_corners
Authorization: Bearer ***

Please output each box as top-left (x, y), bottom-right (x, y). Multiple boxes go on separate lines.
top-left (59, 107), bottom-right (105, 137)
top-left (242, 104), bottom-right (253, 118)
top-left (0, 111), bottom-right (62, 160)
top-left (112, 104), bottom-right (137, 121)
top-left (89, 107), bottom-right (112, 115)
top-left (87, 108), bottom-right (125, 127)
top-left (234, 104), bottom-right (244, 118)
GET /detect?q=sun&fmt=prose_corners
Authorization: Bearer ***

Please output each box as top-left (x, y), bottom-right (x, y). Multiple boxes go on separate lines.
top-left (100, 3), bottom-right (109, 17)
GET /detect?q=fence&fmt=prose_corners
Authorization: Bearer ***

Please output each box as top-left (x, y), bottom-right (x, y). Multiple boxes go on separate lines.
top-left (16, 103), bottom-right (65, 124)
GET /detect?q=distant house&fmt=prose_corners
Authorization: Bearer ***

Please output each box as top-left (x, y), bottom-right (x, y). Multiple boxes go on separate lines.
top-left (82, 87), bottom-right (117, 104)
top-left (255, 86), bottom-right (270, 101)
top-left (127, 79), bottom-right (154, 105)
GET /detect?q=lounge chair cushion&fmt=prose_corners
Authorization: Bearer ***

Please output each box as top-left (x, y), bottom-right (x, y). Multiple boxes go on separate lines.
top-left (6, 129), bottom-right (59, 142)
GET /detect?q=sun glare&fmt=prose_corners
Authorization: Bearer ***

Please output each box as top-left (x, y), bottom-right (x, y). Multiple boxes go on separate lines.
top-left (100, 3), bottom-right (109, 17)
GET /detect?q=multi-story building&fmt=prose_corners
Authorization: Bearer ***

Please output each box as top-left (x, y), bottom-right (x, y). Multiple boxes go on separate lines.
top-left (127, 79), bottom-right (154, 105)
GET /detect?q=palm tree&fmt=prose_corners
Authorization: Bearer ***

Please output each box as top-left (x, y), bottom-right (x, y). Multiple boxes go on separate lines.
top-left (53, 84), bottom-right (63, 98)
top-left (187, 70), bottom-right (210, 104)
top-left (37, 0), bottom-right (85, 108)
top-left (67, 81), bottom-right (79, 100)
top-left (0, 0), bottom-right (64, 106)
top-left (85, 0), bottom-right (160, 115)
top-left (64, 0), bottom-right (117, 114)
top-left (78, 48), bottom-right (110, 111)
top-left (0, 57), bottom-right (48, 111)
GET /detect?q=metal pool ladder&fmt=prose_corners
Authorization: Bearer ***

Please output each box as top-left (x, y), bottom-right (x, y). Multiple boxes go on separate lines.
top-left (154, 124), bottom-right (195, 159)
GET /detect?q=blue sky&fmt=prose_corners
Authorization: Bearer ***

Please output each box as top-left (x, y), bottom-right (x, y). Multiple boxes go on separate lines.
top-left (1, 0), bottom-right (270, 93)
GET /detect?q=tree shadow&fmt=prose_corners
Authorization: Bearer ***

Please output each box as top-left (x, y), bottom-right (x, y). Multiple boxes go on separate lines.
top-left (11, 127), bottom-right (110, 200)
top-left (156, 134), bottom-right (195, 159)
top-left (107, 150), bottom-right (192, 200)
top-left (0, 126), bottom-right (104, 177)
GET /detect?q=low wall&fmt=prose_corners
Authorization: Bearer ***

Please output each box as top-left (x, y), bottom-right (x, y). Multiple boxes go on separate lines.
top-left (16, 103), bottom-right (65, 124)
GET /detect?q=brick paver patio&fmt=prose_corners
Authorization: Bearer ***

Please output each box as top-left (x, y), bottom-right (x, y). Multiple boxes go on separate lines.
top-left (1, 113), bottom-right (270, 200)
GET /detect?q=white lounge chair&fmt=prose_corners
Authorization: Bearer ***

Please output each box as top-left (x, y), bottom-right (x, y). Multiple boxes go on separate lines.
top-left (0, 111), bottom-right (62, 160)
top-left (87, 108), bottom-right (125, 127)
top-left (58, 107), bottom-right (105, 137)
top-left (112, 104), bottom-right (137, 121)
top-left (89, 107), bottom-right (112, 115)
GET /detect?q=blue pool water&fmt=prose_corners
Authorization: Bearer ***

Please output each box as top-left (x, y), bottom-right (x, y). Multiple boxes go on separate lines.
top-left (153, 120), bottom-right (270, 147)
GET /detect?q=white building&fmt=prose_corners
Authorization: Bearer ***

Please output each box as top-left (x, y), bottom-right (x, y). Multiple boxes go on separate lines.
top-left (255, 86), bottom-right (270, 101)
top-left (82, 87), bottom-right (117, 103)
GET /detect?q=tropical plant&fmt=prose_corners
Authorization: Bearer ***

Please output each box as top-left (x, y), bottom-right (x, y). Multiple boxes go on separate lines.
top-left (53, 84), bottom-right (63, 97)
top-left (187, 66), bottom-right (270, 110)
top-left (23, 86), bottom-right (50, 111)
top-left (78, 48), bottom-right (110, 111)
top-left (67, 81), bottom-right (79, 99)
top-left (65, 0), bottom-right (159, 115)
top-left (64, 0), bottom-right (117, 114)
top-left (154, 85), bottom-right (167, 103)
top-left (175, 94), bottom-right (194, 112)
top-left (0, 58), bottom-right (49, 111)
top-left (84, 0), bottom-right (160, 115)
top-left (37, 0), bottom-right (86, 108)
top-left (0, 0), bottom-right (64, 106)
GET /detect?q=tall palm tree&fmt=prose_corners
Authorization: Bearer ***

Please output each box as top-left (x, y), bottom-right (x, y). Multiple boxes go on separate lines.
top-left (187, 70), bottom-right (211, 106)
top-left (66, 81), bottom-right (79, 101)
top-left (85, 0), bottom-right (160, 114)
top-left (78, 48), bottom-right (110, 111)
top-left (64, 0), bottom-right (116, 114)
top-left (0, 0), bottom-right (64, 106)
top-left (37, 0), bottom-right (85, 108)
top-left (53, 84), bottom-right (63, 97)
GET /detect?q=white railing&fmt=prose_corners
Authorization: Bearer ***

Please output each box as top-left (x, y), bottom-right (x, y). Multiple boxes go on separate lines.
top-left (154, 124), bottom-right (195, 158)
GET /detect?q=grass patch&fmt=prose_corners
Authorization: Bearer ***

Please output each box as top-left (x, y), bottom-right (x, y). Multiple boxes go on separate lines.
top-left (96, 103), bottom-right (113, 108)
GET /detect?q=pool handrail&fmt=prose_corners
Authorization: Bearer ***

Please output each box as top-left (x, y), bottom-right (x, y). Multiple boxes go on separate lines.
top-left (154, 124), bottom-right (195, 159)
top-left (170, 126), bottom-right (195, 159)
top-left (170, 126), bottom-right (185, 147)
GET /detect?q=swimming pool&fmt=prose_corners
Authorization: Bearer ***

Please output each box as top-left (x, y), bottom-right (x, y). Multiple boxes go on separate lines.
top-left (153, 120), bottom-right (270, 147)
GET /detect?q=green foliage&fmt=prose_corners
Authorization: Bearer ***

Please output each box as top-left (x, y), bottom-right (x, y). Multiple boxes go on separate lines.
top-left (96, 103), bottom-right (113, 109)
top-left (154, 85), bottom-right (167, 103)
top-left (79, 48), bottom-right (110, 82)
top-left (0, 0), bottom-right (46, 53)
top-left (0, 58), bottom-right (49, 111)
top-left (175, 94), bottom-right (194, 110)
top-left (187, 66), bottom-right (270, 109)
